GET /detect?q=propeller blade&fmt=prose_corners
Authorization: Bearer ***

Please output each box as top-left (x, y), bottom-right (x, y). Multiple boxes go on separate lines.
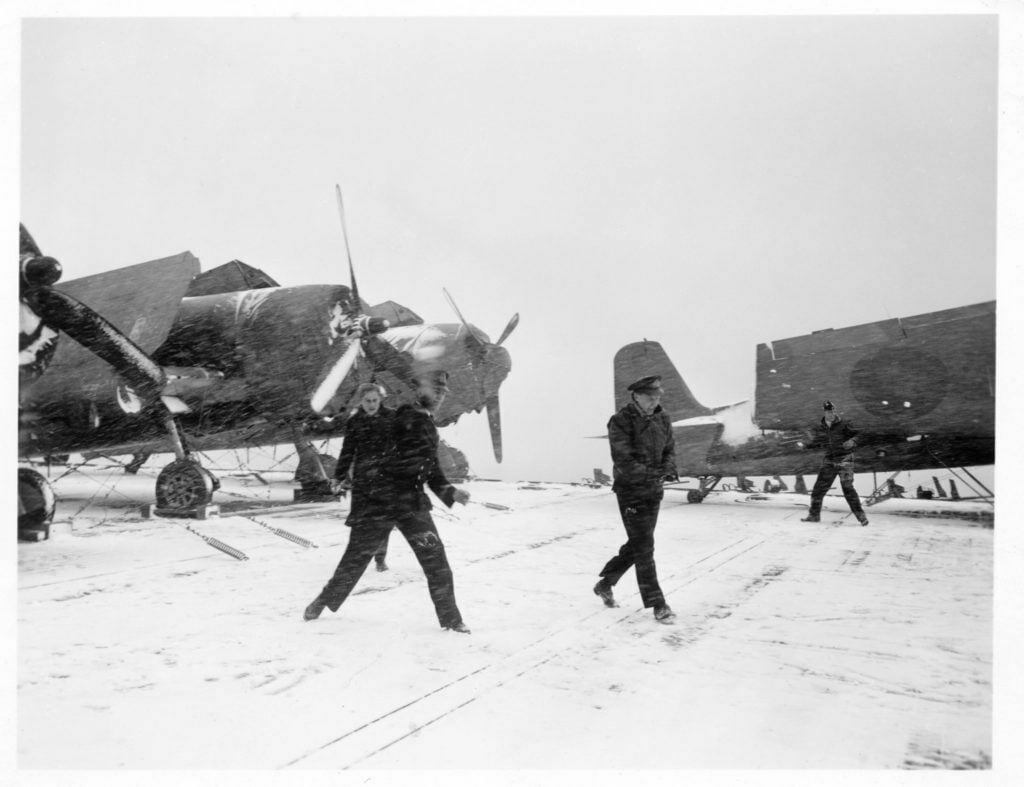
top-left (28, 287), bottom-right (166, 398)
top-left (334, 184), bottom-right (361, 311)
top-left (331, 191), bottom-right (406, 400)
top-left (485, 395), bottom-right (502, 463)
top-left (362, 334), bottom-right (417, 390)
top-left (442, 288), bottom-right (488, 345)
top-left (495, 312), bottom-right (520, 346)
top-left (310, 339), bottom-right (361, 414)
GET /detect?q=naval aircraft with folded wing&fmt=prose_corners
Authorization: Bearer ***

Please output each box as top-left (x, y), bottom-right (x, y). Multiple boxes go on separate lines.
top-left (18, 188), bottom-right (517, 536)
top-left (613, 301), bottom-right (994, 502)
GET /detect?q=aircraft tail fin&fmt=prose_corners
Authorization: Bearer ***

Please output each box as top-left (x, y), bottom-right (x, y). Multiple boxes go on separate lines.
top-left (613, 341), bottom-right (713, 422)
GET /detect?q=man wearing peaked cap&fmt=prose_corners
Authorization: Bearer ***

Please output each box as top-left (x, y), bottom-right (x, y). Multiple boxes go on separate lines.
top-left (592, 374), bottom-right (679, 624)
top-left (627, 375), bottom-right (663, 394)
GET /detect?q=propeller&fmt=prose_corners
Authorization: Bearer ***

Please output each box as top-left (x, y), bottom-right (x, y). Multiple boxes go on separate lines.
top-left (442, 289), bottom-right (520, 351)
top-left (495, 312), bottom-right (520, 347)
top-left (440, 288), bottom-right (517, 462)
top-left (309, 187), bottom-right (416, 414)
top-left (443, 287), bottom-right (490, 345)
top-left (485, 395), bottom-right (502, 463)
top-left (335, 185), bottom-right (364, 313)
top-left (19, 224), bottom-right (166, 400)
top-left (310, 339), bottom-right (362, 414)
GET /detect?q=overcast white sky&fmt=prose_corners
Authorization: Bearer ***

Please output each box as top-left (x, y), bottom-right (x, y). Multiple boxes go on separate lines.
top-left (13, 7), bottom-right (1009, 483)
top-left (6, 4), bottom-right (1024, 786)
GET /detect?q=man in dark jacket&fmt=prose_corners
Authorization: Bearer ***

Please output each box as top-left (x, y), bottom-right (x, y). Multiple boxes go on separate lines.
top-left (799, 400), bottom-right (869, 525)
top-left (593, 375), bottom-right (679, 623)
top-left (305, 370), bottom-right (472, 633)
top-left (332, 383), bottom-right (395, 571)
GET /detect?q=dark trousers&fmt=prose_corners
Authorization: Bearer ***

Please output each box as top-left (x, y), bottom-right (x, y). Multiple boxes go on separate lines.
top-left (374, 530), bottom-right (390, 562)
top-left (808, 458), bottom-right (865, 516)
top-left (599, 495), bottom-right (666, 608)
top-left (349, 496), bottom-right (389, 562)
top-left (318, 511), bottom-right (462, 628)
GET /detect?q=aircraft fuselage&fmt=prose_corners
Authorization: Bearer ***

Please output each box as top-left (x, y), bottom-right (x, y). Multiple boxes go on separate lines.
top-left (20, 283), bottom-right (510, 459)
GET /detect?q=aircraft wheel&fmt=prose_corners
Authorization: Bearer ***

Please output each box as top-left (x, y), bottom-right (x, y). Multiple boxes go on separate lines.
top-left (155, 459), bottom-right (216, 510)
top-left (18, 467), bottom-right (56, 536)
top-left (687, 490), bottom-right (705, 504)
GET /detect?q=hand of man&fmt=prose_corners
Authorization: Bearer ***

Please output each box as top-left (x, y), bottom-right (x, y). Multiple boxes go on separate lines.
top-left (842, 439), bottom-right (856, 450)
top-left (796, 441), bottom-right (805, 449)
top-left (452, 488), bottom-right (471, 506)
top-left (331, 479), bottom-right (350, 497)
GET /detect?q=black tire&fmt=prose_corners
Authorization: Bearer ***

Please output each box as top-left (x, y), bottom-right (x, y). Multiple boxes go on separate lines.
top-left (155, 458), bottom-right (217, 510)
top-left (687, 490), bottom-right (704, 504)
top-left (18, 467), bottom-right (56, 534)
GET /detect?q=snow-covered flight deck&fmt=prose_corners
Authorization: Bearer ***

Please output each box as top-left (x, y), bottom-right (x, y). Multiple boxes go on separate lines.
top-left (18, 468), bottom-right (992, 769)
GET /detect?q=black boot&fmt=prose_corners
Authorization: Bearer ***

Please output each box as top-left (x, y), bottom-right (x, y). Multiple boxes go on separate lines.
top-left (653, 604), bottom-right (676, 623)
top-left (800, 514), bottom-right (820, 522)
top-left (303, 597), bottom-right (326, 621)
top-left (593, 580), bottom-right (618, 608)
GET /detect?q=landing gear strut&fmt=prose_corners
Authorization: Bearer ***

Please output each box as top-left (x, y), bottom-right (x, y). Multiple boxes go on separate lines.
top-left (687, 474), bottom-right (722, 504)
top-left (152, 412), bottom-right (219, 517)
top-left (292, 427), bottom-right (339, 503)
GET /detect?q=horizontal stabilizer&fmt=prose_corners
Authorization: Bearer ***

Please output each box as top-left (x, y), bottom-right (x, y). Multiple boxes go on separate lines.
top-left (711, 399), bottom-right (750, 415)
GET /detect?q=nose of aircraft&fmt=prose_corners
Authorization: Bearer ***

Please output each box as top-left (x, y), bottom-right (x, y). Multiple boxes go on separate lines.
top-left (482, 344), bottom-right (512, 391)
top-left (440, 288), bottom-right (519, 463)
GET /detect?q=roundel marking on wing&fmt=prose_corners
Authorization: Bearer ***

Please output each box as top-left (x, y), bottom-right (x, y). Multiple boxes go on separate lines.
top-left (849, 346), bottom-right (948, 420)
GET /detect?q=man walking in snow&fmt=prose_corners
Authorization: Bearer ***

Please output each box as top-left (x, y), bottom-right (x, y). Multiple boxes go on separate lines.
top-left (304, 370), bottom-right (472, 632)
top-left (332, 382), bottom-right (396, 571)
top-left (799, 400), bottom-right (869, 526)
top-left (593, 374), bottom-right (678, 623)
